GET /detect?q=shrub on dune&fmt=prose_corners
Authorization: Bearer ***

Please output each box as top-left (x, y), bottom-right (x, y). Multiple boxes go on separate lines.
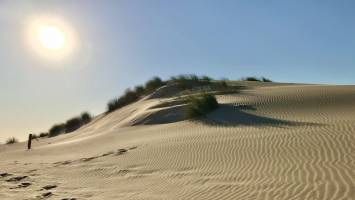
top-left (80, 112), bottom-right (92, 125)
top-left (169, 74), bottom-right (213, 89)
top-left (6, 137), bottom-right (18, 145)
top-left (244, 76), bottom-right (260, 81)
top-left (123, 88), bottom-right (140, 102)
top-left (261, 77), bottom-right (272, 82)
top-left (65, 117), bottom-right (83, 133)
top-left (106, 77), bottom-right (166, 113)
top-left (105, 75), bottom-right (223, 114)
top-left (107, 98), bottom-right (118, 113)
top-left (31, 134), bottom-right (39, 139)
top-left (47, 111), bottom-right (93, 137)
top-left (39, 132), bottom-right (49, 138)
top-left (201, 75), bottom-right (212, 83)
top-left (169, 75), bottom-right (192, 89)
top-left (106, 88), bottom-right (140, 113)
top-left (242, 76), bottom-right (272, 82)
top-left (189, 74), bottom-right (199, 81)
top-left (144, 77), bottom-right (165, 93)
top-left (134, 85), bottom-right (145, 96)
top-left (186, 94), bottom-right (219, 118)
top-left (49, 124), bottom-right (65, 137)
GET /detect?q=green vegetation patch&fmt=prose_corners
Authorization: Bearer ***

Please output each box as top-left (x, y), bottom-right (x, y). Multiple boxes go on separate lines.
top-left (186, 94), bottom-right (219, 118)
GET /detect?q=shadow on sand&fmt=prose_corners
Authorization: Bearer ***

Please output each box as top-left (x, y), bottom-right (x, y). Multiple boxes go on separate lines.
top-left (199, 104), bottom-right (319, 128)
top-left (132, 103), bottom-right (319, 128)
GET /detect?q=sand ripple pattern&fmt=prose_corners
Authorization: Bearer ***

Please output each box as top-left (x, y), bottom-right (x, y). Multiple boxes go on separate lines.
top-left (1, 84), bottom-right (355, 200)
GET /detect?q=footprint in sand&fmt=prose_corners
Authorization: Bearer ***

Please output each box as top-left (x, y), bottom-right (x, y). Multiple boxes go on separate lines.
top-left (6, 175), bottom-right (27, 182)
top-left (53, 147), bottom-right (138, 167)
top-left (41, 192), bottom-right (53, 198)
top-left (129, 146), bottom-right (137, 150)
top-left (0, 172), bottom-right (12, 177)
top-left (34, 185), bottom-right (58, 199)
top-left (100, 151), bottom-right (114, 157)
top-left (42, 185), bottom-right (57, 190)
top-left (80, 147), bottom-right (135, 162)
top-left (81, 156), bottom-right (99, 162)
top-left (115, 148), bottom-right (128, 155)
top-left (26, 169), bottom-right (38, 173)
top-left (53, 160), bottom-right (72, 167)
top-left (9, 182), bottom-right (32, 189)
top-left (20, 182), bottom-right (31, 187)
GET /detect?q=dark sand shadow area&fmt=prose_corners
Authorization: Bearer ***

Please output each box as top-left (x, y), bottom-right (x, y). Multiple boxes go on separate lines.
top-left (201, 104), bottom-right (320, 127)
top-left (132, 103), bottom-right (319, 128)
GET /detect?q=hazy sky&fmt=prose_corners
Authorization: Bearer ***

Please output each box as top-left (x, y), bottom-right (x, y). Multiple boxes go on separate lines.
top-left (1, 0), bottom-right (355, 141)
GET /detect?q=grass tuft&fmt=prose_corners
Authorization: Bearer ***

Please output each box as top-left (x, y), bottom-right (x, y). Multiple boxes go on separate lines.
top-left (6, 137), bottom-right (18, 145)
top-left (169, 74), bottom-right (213, 90)
top-left (186, 94), bottom-right (219, 118)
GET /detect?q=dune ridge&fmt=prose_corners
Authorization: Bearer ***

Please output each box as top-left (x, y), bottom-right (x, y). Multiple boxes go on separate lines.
top-left (1, 82), bottom-right (355, 200)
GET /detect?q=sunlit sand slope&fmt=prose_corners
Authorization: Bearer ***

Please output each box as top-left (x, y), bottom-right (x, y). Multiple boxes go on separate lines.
top-left (1, 83), bottom-right (355, 200)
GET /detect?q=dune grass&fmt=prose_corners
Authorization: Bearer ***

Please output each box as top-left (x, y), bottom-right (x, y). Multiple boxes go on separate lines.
top-left (6, 137), bottom-right (18, 145)
top-left (242, 76), bottom-right (272, 82)
top-left (31, 134), bottom-right (39, 139)
top-left (186, 94), bottom-right (219, 118)
top-left (106, 75), bottom-right (231, 114)
top-left (49, 123), bottom-right (66, 137)
top-left (107, 89), bottom-right (141, 113)
top-left (261, 77), bottom-right (272, 82)
top-left (39, 132), bottom-right (49, 138)
top-left (47, 112), bottom-right (92, 137)
top-left (80, 112), bottom-right (92, 124)
top-left (107, 77), bottom-right (165, 113)
top-left (65, 117), bottom-right (83, 133)
top-left (145, 77), bottom-right (165, 94)
top-left (169, 74), bottom-right (213, 90)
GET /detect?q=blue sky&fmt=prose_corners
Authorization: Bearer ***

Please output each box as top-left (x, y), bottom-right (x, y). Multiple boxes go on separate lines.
top-left (1, 0), bottom-right (355, 141)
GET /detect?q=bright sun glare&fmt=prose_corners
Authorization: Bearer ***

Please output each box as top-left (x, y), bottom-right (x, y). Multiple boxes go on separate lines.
top-left (27, 16), bottom-right (77, 61)
top-left (37, 26), bottom-right (65, 50)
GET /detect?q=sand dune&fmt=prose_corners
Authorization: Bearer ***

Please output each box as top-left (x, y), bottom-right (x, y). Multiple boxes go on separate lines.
top-left (1, 82), bottom-right (355, 200)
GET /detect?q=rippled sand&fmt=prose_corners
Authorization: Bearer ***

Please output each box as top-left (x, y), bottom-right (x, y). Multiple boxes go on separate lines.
top-left (1, 83), bottom-right (354, 200)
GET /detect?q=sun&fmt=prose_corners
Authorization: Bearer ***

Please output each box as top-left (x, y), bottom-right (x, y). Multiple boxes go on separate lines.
top-left (27, 16), bottom-right (78, 61)
top-left (37, 25), bottom-right (65, 50)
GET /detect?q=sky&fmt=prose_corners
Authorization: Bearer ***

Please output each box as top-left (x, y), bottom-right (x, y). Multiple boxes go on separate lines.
top-left (0, 0), bottom-right (355, 141)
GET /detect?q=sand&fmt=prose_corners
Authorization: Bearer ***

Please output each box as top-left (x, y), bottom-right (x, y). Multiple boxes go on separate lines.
top-left (1, 82), bottom-right (355, 200)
